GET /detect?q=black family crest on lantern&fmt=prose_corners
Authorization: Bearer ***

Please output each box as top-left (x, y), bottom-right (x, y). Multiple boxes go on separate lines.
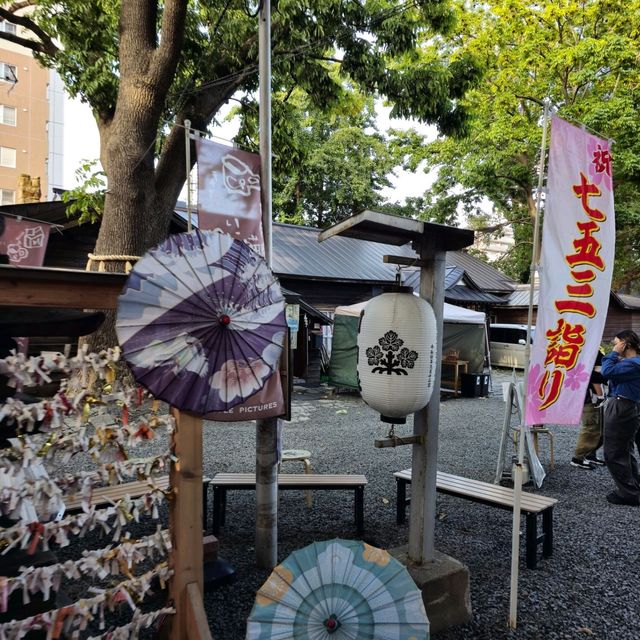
top-left (366, 330), bottom-right (418, 376)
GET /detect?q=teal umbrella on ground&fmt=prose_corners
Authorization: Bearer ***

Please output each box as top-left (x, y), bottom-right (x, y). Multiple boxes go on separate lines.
top-left (246, 538), bottom-right (429, 639)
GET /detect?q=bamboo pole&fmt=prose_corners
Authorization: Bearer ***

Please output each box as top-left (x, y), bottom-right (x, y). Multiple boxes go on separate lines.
top-left (508, 99), bottom-right (550, 629)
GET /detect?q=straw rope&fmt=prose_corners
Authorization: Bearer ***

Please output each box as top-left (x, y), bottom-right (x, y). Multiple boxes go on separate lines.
top-left (86, 253), bottom-right (141, 274)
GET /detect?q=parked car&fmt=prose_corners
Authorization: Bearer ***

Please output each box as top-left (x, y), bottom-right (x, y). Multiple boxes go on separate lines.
top-left (489, 323), bottom-right (535, 369)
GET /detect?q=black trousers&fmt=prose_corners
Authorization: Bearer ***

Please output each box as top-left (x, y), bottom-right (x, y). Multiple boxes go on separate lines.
top-left (603, 397), bottom-right (640, 502)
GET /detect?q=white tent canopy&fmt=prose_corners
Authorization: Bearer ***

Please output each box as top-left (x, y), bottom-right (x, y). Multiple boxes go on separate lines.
top-left (335, 300), bottom-right (486, 324)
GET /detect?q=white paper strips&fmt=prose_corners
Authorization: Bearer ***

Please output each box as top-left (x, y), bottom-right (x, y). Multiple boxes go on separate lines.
top-left (0, 563), bottom-right (173, 640)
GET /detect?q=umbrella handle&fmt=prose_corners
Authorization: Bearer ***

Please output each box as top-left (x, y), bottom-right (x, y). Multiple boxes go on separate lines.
top-left (323, 614), bottom-right (340, 634)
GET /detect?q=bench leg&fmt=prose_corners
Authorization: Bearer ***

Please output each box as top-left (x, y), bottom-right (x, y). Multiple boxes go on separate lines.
top-left (396, 479), bottom-right (407, 525)
top-left (355, 486), bottom-right (364, 536)
top-left (212, 487), bottom-right (224, 536)
top-left (303, 459), bottom-right (313, 509)
top-left (202, 483), bottom-right (209, 532)
top-left (542, 508), bottom-right (553, 557)
top-left (525, 513), bottom-right (538, 569)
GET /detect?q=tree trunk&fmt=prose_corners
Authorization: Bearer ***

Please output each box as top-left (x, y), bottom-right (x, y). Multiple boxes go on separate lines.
top-left (85, 117), bottom-right (176, 351)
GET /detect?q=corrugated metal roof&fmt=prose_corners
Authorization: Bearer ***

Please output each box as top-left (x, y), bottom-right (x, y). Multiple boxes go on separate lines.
top-left (399, 266), bottom-right (463, 291)
top-left (445, 285), bottom-right (509, 304)
top-left (273, 222), bottom-right (416, 282)
top-left (611, 292), bottom-right (640, 310)
top-left (505, 286), bottom-right (539, 307)
top-left (499, 287), bottom-right (640, 310)
top-left (444, 250), bottom-right (516, 293)
top-left (176, 211), bottom-right (519, 293)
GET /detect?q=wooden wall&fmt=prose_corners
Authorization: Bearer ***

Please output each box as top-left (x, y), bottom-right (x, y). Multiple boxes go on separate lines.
top-left (278, 278), bottom-right (384, 312)
top-left (43, 221), bottom-right (101, 270)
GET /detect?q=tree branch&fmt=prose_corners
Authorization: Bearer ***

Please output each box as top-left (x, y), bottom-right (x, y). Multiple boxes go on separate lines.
top-left (0, 8), bottom-right (58, 56)
top-left (155, 75), bottom-right (247, 201)
top-left (0, 30), bottom-right (45, 54)
top-left (150, 0), bottom-right (188, 87)
top-left (514, 94), bottom-right (545, 107)
top-left (6, 2), bottom-right (35, 11)
top-left (119, 0), bottom-right (156, 76)
top-left (304, 55), bottom-right (343, 64)
top-left (494, 172), bottom-right (529, 190)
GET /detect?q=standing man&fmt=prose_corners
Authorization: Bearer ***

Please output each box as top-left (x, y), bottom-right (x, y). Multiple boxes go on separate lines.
top-left (601, 330), bottom-right (640, 506)
top-left (571, 348), bottom-right (606, 469)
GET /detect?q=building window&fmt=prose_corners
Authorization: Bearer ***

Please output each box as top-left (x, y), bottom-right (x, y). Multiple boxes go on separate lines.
top-left (0, 62), bottom-right (17, 83)
top-left (0, 189), bottom-right (15, 205)
top-left (0, 21), bottom-right (17, 36)
top-left (0, 105), bottom-right (16, 126)
top-left (0, 146), bottom-right (16, 168)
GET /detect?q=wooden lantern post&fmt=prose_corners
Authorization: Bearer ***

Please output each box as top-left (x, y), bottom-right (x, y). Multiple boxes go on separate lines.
top-left (318, 211), bottom-right (473, 564)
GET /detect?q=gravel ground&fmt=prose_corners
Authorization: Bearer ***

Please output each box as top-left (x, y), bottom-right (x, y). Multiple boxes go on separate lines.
top-left (200, 369), bottom-right (640, 640)
top-left (17, 369), bottom-right (639, 639)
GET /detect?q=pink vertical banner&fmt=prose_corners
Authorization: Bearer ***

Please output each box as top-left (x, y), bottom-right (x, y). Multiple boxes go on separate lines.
top-left (525, 117), bottom-right (615, 425)
top-left (196, 139), bottom-right (284, 421)
top-left (196, 139), bottom-right (265, 256)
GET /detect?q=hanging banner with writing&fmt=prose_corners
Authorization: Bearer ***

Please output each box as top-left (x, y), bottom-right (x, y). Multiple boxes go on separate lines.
top-left (0, 215), bottom-right (51, 266)
top-left (196, 138), bottom-right (284, 421)
top-left (525, 117), bottom-right (615, 426)
top-left (0, 215), bottom-right (53, 359)
top-left (196, 138), bottom-right (265, 256)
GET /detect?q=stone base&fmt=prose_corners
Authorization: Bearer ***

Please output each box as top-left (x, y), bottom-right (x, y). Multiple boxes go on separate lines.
top-left (389, 546), bottom-right (472, 633)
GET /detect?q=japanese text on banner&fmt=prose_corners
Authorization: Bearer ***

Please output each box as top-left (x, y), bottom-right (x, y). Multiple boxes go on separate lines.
top-left (525, 117), bottom-right (615, 426)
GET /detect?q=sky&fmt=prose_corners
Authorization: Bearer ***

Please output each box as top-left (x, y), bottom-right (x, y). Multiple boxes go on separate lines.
top-left (62, 98), bottom-right (435, 203)
top-left (62, 97), bottom-right (101, 188)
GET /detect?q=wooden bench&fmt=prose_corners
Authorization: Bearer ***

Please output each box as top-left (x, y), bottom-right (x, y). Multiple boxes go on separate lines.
top-left (394, 469), bottom-right (557, 569)
top-left (63, 475), bottom-right (211, 532)
top-left (63, 476), bottom-right (172, 511)
top-left (209, 473), bottom-right (367, 536)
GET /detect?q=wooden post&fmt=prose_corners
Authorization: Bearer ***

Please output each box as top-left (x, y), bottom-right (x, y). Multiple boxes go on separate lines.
top-left (408, 239), bottom-right (446, 563)
top-left (169, 409), bottom-right (212, 640)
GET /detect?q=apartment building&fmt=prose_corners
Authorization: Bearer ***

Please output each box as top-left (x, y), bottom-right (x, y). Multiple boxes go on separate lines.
top-left (0, 19), bottom-right (64, 204)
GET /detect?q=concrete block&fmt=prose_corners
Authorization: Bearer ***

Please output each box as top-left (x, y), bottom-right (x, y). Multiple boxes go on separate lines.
top-left (203, 534), bottom-right (218, 563)
top-left (389, 546), bottom-right (472, 633)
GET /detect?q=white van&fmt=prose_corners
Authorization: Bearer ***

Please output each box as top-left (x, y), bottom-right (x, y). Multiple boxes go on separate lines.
top-left (489, 323), bottom-right (535, 369)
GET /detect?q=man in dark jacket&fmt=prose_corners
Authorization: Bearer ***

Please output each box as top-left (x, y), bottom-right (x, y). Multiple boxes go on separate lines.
top-left (601, 330), bottom-right (640, 506)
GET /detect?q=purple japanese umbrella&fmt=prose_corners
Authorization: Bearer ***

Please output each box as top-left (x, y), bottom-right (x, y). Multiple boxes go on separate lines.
top-left (116, 230), bottom-right (286, 414)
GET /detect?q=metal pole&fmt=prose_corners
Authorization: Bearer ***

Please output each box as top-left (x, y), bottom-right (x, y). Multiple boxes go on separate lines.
top-left (508, 99), bottom-right (550, 628)
top-left (259, 0), bottom-right (273, 266)
top-left (184, 119), bottom-right (192, 233)
top-left (255, 0), bottom-right (278, 570)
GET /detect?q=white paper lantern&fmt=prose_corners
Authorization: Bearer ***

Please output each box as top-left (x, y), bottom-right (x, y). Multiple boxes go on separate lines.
top-left (357, 292), bottom-right (438, 423)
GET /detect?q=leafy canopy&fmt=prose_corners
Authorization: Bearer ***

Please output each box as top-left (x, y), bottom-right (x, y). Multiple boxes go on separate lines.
top-left (399, 0), bottom-right (640, 287)
top-left (0, 0), bottom-right (483, 244)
